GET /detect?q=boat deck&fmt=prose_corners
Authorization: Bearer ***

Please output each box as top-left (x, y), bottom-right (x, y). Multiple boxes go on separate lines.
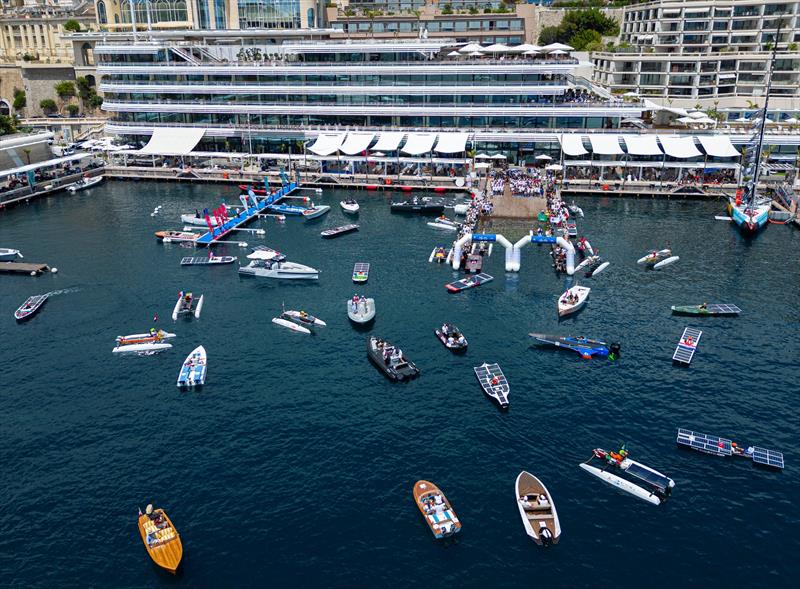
top-left (673, 327), bottom-right (702, 364)
top-left (0, 261), bottom-right (50, 275)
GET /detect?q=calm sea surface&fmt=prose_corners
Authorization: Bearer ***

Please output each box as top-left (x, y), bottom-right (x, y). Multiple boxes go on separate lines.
top-left (1, 182), bottom-right (798, 588)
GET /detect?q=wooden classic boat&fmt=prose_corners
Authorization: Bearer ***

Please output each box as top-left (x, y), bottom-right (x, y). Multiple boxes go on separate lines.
top-left (558, 285), bottom-right (590, 317)
top-left (515, 471), bottom-right (561, 546)
top-left (155, 230), bottom-right (199, 243)
top-left (14, 293), bottom-right (49, 321)
top-left (367, 336), bottom-right (419, 381)
top-left (413, 480), bottom-right (462, 539)
top-left (137, 505), bottom-right (183, 574)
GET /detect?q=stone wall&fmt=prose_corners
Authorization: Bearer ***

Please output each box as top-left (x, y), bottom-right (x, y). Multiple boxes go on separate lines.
top-left (21, 65), bottom-right (75, 116)
top-left (531, 7), bottom-right (625, 44)
top-left (0, 65), bottom-right (25, 115)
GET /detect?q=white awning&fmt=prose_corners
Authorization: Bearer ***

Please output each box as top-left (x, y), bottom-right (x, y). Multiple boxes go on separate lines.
top-left (623, 135), bottom-right (663, 156)
top-left (401, 133), bottom-right (437, 155)
top-left (139, 128), bottom-right (205, 155)
top-left (0, 153), bottom-right (91, 178)
top-left (307, 133), bottom-right (346, 156)
top-left (658, 135), bottom-right (703, 158)
top-left (339, 132), bottom-right (375, 156)
top-left (589, 135), bottom-right (624, 155)
top-left (559, 134), bottom-right (588, 156)
top-left (434, 132), bottom-right (469, 154)
top-left (698, 135), bottom-right (740, 158)
top-left (371, 132), bottom-right (404, 152)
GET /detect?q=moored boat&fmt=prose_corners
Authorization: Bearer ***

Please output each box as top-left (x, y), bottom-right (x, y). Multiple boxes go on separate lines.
top-left (14, 294), bottom-right (49, 321)
top-left (728, 196), bottom-right (770, 235)
top-left (340, 198), bottom-right (360, 214)
top-left (352, 262), bottom-right (370, 283)
top-left (239, 250), bottom-right (319, 280)
top-left (557, 285), bottom-right (590, 317)
top-left (181, 213), bottom-right (220, 226)
top-left (155, 230), bottom-right (199, 243)
top-left (474, 362), bottom-right (509, 409)
top-left (347, 296), bottom-right (376, 324)
top-left (670, 304), bottom-right (741, 316)
top-left (529, 333), bottom-right (619, 359)
top-left (66, 175), bottom-right (103, 193)
top-left (177, 345), bottom-right (206, 387)
top-left (137, 505), bottom-right (183, 574)
top-left (302, 204), bottom-right (331, 219)
top-left (435, 323), bottom-right (468, 351)
top-left (390, 196), bottom-right (445, 214)
top-left (579, 445), bottom-right (674, 505)
top-left (321, 224), bottom-right (359, 238)
top-left (367, 336), bottom-right (419, 381)
top-left (413, 480), bottom-right (462, 539)
top-left (0, 247), bottom-right (23, 261)
top-left (515, 471), bottom-right (561, 546)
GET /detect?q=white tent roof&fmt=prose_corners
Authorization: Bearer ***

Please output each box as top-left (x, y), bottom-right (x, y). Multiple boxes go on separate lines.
top-left (0, 153), bottom-right (91, 178)
top-left (139, 128), bottom-right (206, 156)
top-left (589, 135), bottom-right (624, 155)
top-left (490, 153), bottom-right (507, 160)
top-left (401, 133), bottom-right (437, 155)
top-left (447, 51), bottom-right (461, 57)
top-left (559, 134), bottom-right (588, 156)
top-left (371, 132), bottom-right (404, 152)
top-left (687, 111), bottom-right (707, 119)
top-left (511, 43), bottom-right (542, 52)
top-left (475, 153), bottom-right (490, 159)
top-left (459, 43), bottom-right (484, 53)
top-left (697, 135), bottom-right (740, 158)
top-left (623, 135), bottom-right (663, 156)
top-left (542, 43), bottom-right (574, 52)
top-left (549, 49), bottom-right (568, 55)
top-left (307, 133), bottom-right (346, 156)
top-left (658, 135), bottom-right (703, 158)
top-left (484, 43), bottom-right (510, 52)
top-left (534, 154), bottom-right (552, 160)
top-left (434, 133), bottom-right (469, 154)
top-left (339, 132), bottom-right (375, 156)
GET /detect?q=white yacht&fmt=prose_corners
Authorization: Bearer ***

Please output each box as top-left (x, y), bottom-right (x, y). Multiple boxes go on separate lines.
top-left (238, 250), bottom-right (319, 280)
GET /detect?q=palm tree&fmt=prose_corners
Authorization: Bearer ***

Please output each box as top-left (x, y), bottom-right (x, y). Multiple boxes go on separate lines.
top-left (22, 148), bottom-right (31, 165)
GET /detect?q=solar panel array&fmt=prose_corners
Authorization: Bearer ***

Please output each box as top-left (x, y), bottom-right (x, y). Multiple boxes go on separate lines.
top-left (673, 327), bottom-right (703, 364)
top-left (625, 462), bottom-right (672, 491)
top-left (751, 447), bottom-right (785, 469)
top-left (677, 429), bottom-right (733, 456)
top-left (708, 304), bottom-right (742, 315)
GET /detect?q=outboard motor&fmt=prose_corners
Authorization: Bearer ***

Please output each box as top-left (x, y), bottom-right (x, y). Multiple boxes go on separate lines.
top-left (609, 343), bottom-right (621, 357)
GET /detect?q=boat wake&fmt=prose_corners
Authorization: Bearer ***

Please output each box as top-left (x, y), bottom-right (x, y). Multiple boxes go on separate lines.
top-left (46, 287), bottom-right (80, 297)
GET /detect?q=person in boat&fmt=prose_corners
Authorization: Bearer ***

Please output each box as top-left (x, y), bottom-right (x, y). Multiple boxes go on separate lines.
top-left (700, 302), bottom-right (708, 310)
top-left (446, 335), bottom-right (455, 346)
top-left (300, 311), bottom-right (308, 320)
top-left (490, 375), bottom-right (500, 386)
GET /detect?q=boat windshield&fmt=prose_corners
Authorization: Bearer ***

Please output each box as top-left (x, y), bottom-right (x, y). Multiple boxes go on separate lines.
top-left (625, 462), bottom-right (671, 491)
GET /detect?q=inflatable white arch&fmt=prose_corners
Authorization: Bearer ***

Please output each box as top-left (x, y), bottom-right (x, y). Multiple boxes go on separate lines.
top-left (452, 233), bottom-right (515, 271)
top-left (512, 234), bottom-right (575, 275)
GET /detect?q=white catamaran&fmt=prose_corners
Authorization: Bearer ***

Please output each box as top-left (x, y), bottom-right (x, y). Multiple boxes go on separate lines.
top-left (579, 446), bottom-right (675, 505)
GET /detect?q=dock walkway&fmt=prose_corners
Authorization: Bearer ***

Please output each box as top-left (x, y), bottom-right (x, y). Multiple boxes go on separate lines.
top-left (0, 261), bottom-right (50, 275)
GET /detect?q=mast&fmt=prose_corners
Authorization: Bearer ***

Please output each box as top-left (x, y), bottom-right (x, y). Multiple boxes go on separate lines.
top-left (745, 25), bottom-right (781, 205)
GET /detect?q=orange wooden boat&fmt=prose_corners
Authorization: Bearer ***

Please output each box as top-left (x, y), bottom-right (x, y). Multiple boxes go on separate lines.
top-left (412, 480), bottom-right (462, 539)
top-left (137, 505), bottom-right (183, 574)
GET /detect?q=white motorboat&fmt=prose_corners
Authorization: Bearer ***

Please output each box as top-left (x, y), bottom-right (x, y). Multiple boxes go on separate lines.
top-left (340, 199), bottom-right (360, 214)
top-left (427, 216), bottom-right (459, 231)
top-left (453, 203), bottom-right (470, 215)
top-left (0, 248), bottom-right (23, 261)
top-left (347, 297), bottom-right (375, 323)
top-left (172, 291), bottom-right (204, 320)
top-left (239, 250), bottom-right (319, 280)
top-left (181, 213), bottom-right (219, 226)
top-left (115, 330), bottom-right (176, 346)
top-left (568, 202), bottom-right (584, 218)
top-left (177, 345), bottom-right (207, 387)
top-left (558, 285), bottom-right (590, 317)
top-left (112, 342), bottom-right (173, 354)
top-left (579, 447), bottom-right (675, 506)
top-left (66, 175), bottom-right (103, 193)
top-left (515, 471), bottom-right (561, 546)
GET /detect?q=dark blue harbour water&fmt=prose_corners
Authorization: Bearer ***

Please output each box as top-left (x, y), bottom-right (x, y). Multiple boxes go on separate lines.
top-left (1, 182), bottom-right (798, 587)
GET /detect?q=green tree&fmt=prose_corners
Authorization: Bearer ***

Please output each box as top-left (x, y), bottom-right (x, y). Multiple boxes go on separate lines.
top-left (54, 80), bottom-right (76, 99)
top-left (538, 26), bottom-right (561, 46)
top-left (63, 19), bottom-right (82, 33)
top-left (88, 93), bottom-right (103, 109)
top-left (39, 98), bottom-right (57, 114)
top-left (569, 29), bottom-right (602, 51)
top-left (66, 104), bottom-right (80, 117)
top-left (538, 8), bottom-right (619, 45)
top-left (0, 114), bottom-right (17, 136)
top-left (76, 76), bottom-right (91, 99)
top-left (22, 147), bottom-right (32, 164)
top-left (12, 88), bottom-right (26, 110)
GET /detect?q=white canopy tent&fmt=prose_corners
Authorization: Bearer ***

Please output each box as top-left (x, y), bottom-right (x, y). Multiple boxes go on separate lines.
top-left (541, 43), bottom-right (574, 52)
top-left (371, 132), bottom-right (404, 152)
top-left (559, 134), bottom-right (588, 156)
top-left (484, 43), bottom-right (510, 52)
top-left (434, 133), bottom-right (469, 154)
top-left (459, 43), bottom-right (484, 53)
top-left (139, 128), bottom-right (206, 156)
top-left (511, 43), bottom-right (542, 53)
top-left (697, 135), bottom-right (740, 158)
top-left (401, 133), bottom-right (438, 155)
top-left (535, 154), bottom-right (552, 161)
top-left (658, 135), bottom-right (703, 158)
top-left (307, 133), bottom-right (346, 156)
top-left (622, 135), bottom-right (663, 156)
top-left (339, 133), bottom-right (375, 156)
top-left (589, 135), bottom-right (624, 155)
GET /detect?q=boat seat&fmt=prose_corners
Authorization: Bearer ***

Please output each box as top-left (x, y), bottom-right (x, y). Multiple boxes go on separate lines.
top-left (523, 503), bottom-right (550, 512)
top-left (527, 513), bottom-right (553, 520)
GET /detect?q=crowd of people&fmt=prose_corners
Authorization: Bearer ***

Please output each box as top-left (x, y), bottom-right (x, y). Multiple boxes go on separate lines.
top-left (488, 167), bottom-right (560, 199)
top-left (565, 166), bottom-right (738, 185)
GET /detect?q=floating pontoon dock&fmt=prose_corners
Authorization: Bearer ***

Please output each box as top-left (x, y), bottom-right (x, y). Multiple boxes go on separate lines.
top-left (0, 261), bottom-right (51, 275)
top-left (195, 182), bottom-right (297, 246)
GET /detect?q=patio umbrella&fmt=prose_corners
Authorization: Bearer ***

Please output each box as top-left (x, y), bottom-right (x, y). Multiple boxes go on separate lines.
top-left (484, 43), bottom-right (510, 53)
top-left (468, 51), bottom-right (484, 57)
top-left (509, 43), bottom-right (540, 53)
top-left (541, 43), bottom-right (574, 52)
top-left (447, 51), bottom-right (461, 57)
top-left (522, 50), bottom-right (541, 56)
top-left (687, 110), bottom-right (707, 119)
top-left (549, 49), bottom-right (568, 55)
top-left (475, 153), bottom-right (490, 159)
top-left (535, 154), bottom-right (553, 161)
top-left (490, 154), bottom-right (507, 160)
top-left (459, 43), bottom-right (484, 53)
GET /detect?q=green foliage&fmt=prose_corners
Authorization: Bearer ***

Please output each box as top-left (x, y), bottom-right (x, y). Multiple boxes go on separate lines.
top-left (468, 7), bottom-right (478, 14)
top-left (88, 93), bottom-right (103, 109)
top-left (538, 8), bottom-right (619, 45)
top-left (63, 19), bottom-right (82, 33)
top-left (54, 80), bottom-right (76, 99)
top-left (569, 29), bottom-right (602, 51)
top-left (66, 104), bottom-right (80, 117)
top-left (39, 98), bottom-right (57, 113)
top-left (442, 4), bottom-right (453, 15)
top-left (76, 76), bottom-right (91, 99)
top-left (12, 88), bottom-right (26, 110)
top-left (0, 114), bottom-right (17, 136)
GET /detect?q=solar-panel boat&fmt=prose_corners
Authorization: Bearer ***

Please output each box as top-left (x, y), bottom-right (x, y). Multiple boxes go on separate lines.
top-left (352, 263), bottom-right (370, 283)
top-left (579, 445), bottom-right (674, 505)
top-left (676, 428), bottom-right (784, 470)
top-left (671, 304), bottom-right (741, 316)
top-left (474, 363), bottom-right (509, 409)
top-left (529, 333), bottom-right (619, 359)
top-left (445, 272), bottom-right (493, 293)
top-left (14, 293), bottom-right (49, 321)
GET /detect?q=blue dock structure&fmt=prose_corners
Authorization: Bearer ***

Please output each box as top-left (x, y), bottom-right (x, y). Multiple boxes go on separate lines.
top-left (195, 181), bottom-right (298, 246)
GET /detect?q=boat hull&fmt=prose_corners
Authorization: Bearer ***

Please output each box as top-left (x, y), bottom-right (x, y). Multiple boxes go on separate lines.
top-left (137, 511), bottom-right (183, 574)
top-left (579, 463), bottom-right (661, 505)
top-left (728, 199), bottom-right (770, 234)
top-left (515, 471), bottom-right (561, 545)
top-left (413, 480), bottom-right (461, 539)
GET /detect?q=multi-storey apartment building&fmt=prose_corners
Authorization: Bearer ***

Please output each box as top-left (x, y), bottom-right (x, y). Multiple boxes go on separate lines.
top-left (591, 0), bottom-right (800, 109)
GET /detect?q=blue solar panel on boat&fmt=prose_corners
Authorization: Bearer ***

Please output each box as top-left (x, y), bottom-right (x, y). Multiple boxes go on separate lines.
top-left (751, 447), bottom-right (784, 469)
top-left (677, 429), bottom-right (732, 456)
top-left (625, 462), bottom-right (671, 490)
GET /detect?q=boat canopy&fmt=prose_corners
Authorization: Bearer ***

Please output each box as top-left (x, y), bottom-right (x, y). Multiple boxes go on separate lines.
top-left (371, 132), bottom-right (404, 152)
top-left (625, 462), bottom-right (671, 491)
top-left (434, 133), bottom-right (469, 154)
top-left (339, 132), bottom-right (375, 155)
top-left (307, 133), bottom-right (346, 156)
top-left (402, 133), bottom-right (438, 155)
top-left (559, 134), bottom-right (588, 156)
top-left (658, 135), bottom-right (703, 158)
top-left (622, 135), bottom-right (663, 156)
top-left (139, 127), bottom-right (205, 155)
top-left (697, 135), bottom-right (740, 158)
top-left (589, 134), bottom-right (624, 155)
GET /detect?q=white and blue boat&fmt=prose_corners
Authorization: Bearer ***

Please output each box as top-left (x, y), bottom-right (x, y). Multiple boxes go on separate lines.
top-left (728, 196), bottom-right (770, 234)
top-left (177, 345), bottom-right (206, 388)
